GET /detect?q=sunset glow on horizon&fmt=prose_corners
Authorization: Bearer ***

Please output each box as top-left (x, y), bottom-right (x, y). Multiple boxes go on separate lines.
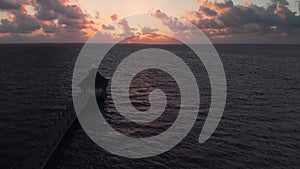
top-left (0, 0), bottom-right (300, 44)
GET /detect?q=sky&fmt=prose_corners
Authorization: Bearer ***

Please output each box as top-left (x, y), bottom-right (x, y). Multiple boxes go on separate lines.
top-left (0, 0), bottom-right (299, 44)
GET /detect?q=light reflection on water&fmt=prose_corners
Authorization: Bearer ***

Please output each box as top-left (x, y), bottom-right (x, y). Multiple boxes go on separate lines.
top-left (0, 44), bottom-right (299, 169)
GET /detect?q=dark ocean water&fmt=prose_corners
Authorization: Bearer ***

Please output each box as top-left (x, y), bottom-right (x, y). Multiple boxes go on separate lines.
top-left (0, 44), bottom-right (299, 169)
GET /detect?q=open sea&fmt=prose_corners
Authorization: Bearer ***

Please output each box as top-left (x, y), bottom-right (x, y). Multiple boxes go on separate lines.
top-left (0, 44), bottom-right (299, 169)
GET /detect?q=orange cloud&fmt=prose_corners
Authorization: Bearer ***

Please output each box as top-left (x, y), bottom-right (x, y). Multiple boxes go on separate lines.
top-left (121, 33), bottom-right (181, 44)
top-left (197, 0), bottom-right (233, 14)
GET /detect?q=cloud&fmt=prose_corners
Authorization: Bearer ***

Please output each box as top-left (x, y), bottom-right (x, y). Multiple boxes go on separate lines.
top-left (118, 18), bottom-right (135, 37)
top-left (197, 0), bottom-right (234, 10)
top-left (140, 26), bottom-right (158, 33)
top-left (110, 13), bottom-right (118, 21)
top-left (0, 0), bottom-right (95, 42)
top-left (36, 5), bottom-right (59, 20)
top-left (121, 34), bottom-right (180, 44)
top-left (35, 0), bottom-right (86, 20)
top-left (95, 11), bottom-right (100, 19)
top-left (102, 24), bottom-right (115, 30)
top-left (1, 0), bottom-right (299, 44)
top-left (0, 5), bottom-right (40, 33)
top-left (186, 0), bottom-right (300, 42)
top-left (199, 7), bottom-right (217, 16)
top-left (41, 21), bottom-right (59, 33)
top-left (35, 0), bottom-right (88, 20)
top-left (0, 0), bottom-right (21, 10)
top-left (151, 9), bottom-right (192, 31)
top-left (34, 0), bottom-right (94, 40)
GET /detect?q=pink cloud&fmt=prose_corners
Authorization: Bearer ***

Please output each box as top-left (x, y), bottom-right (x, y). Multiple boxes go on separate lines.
top-left (110, 13), bottom-right (118, 21)
top-left (102, 24), bottom-right (115, 30)
top-left (118, 18), bottom-right (135, 37)
top-left (151, 10), bottom-right (191, 31)
top-left (140, 26), bottom-right (158, 34)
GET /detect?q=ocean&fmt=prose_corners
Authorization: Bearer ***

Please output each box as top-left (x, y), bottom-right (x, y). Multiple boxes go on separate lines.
top-left (0, 44), bottom-right (299, 169)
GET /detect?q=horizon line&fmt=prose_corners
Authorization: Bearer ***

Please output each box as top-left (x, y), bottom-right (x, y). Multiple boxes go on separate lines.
top-left (0, 42), bottom-right (300, 45)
